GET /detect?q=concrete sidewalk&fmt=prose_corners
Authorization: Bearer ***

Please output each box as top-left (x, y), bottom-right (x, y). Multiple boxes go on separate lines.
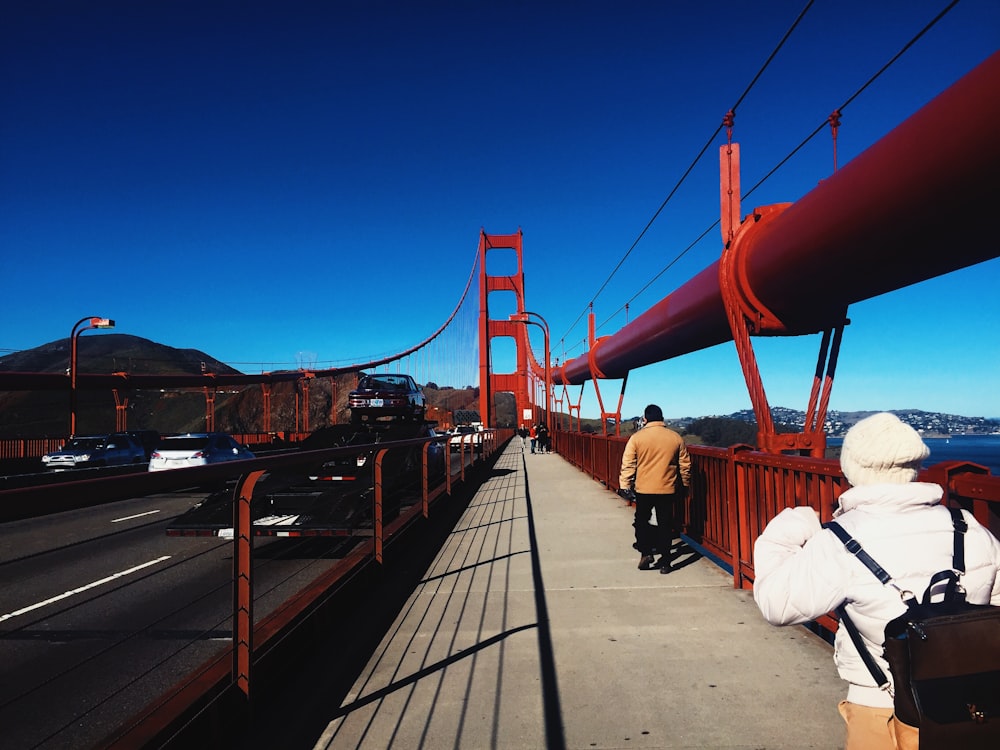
top-left (313, 440), bottom-right (846, 749)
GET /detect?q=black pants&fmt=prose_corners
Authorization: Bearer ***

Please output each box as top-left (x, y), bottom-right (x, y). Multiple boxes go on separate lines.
top-left (633, 492), bottom-right (677, 557)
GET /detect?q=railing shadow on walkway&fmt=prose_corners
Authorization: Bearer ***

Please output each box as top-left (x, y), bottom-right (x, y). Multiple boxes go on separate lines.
top-left (313, 446), bottom-right (568, 749)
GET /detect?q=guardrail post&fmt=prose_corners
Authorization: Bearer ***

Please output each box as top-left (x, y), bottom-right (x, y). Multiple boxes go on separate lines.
top-left (726, 445), bottom-right (753, 590)
top-left (421, 442), bottom-right (430, 518)
top-left (446, 445), bottom-right (453, 495)
top-left (374, 449), bottom-right (386, 563)
top-left (233, 470), bottom-right (265, 703)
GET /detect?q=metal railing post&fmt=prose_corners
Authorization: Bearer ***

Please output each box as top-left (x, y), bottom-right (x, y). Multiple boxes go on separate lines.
top-left (374, 448), bottom-right (387, 563)
top-left (233, 470), bottom-right (265, 702)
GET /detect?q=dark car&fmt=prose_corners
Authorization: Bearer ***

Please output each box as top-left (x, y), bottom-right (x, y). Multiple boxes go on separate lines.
top-left (348, 373), bottom-right (426, 425)
top-left (41, 433), bottom-right (146, 471)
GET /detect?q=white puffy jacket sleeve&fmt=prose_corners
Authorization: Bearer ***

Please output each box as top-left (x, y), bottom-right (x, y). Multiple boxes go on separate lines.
top-left (753, 506), bottom-right (847, 626)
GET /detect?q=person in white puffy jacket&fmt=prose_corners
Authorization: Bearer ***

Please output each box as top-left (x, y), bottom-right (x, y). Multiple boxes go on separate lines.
top-left (752, 412), bottom-right (1000, 750)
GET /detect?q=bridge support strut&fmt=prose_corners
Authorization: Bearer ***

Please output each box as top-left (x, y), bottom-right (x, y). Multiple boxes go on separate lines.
top-left (112, 377), bottom-right (130, 432)
top-left (719, 170), bottom-right (844, 456)
top-left (587, 312), bottom-right (628, 436)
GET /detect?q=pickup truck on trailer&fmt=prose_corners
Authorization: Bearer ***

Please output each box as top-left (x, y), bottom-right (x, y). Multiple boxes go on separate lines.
top-left (166, 420), bottom-right (447, 538)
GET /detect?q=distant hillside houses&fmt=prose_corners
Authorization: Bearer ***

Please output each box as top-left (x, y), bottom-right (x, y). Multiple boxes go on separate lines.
top-left (722, 408), bottom-right (1000, 437)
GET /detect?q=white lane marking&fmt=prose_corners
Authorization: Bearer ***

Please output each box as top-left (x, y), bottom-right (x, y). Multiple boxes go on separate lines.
top-left (111, 510), bottom-right (162, 523)
top-left (255, 515), bottom-right (300, 526)
top-left (0, 556), bottom-right (172, 623)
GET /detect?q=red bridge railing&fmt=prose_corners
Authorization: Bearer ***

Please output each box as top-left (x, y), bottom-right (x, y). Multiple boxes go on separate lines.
top-left (554, 429), bottom-right (1000, 609)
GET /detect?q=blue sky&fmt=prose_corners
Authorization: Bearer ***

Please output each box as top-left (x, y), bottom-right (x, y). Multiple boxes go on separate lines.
top-left (3, 1), bottom-right (999, 420)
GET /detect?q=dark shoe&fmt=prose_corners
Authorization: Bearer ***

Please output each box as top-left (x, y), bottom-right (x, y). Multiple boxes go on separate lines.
top-left (638, 555), bottom-right (656, 570)
top-left (659, 560), bottom-right (671, 574)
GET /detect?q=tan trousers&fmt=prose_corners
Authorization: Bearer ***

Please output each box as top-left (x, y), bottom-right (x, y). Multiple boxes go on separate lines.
top-left (838, 701), bottom-right (918, 750)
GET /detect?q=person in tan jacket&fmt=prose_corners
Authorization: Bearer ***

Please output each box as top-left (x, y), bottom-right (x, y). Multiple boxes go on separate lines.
top-left (619, 404), bottom-right (691, 573)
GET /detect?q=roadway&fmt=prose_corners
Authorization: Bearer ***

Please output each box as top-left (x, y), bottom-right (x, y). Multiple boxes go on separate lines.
top-left (0, 490), bottom-right (360, 749)
top-left (0, 435), bottom-right (483, 749)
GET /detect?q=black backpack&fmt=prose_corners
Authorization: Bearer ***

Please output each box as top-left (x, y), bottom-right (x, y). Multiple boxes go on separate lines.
top-left (825, 508), bottom-right (1000, 749)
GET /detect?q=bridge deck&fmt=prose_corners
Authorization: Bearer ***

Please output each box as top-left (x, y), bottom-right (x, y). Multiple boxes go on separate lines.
top-left (311, 439), bottom-right (845, 749)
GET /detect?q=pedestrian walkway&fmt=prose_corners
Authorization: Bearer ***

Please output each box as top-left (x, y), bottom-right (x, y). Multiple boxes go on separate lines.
top-left (313, 440), bottom-right (846, 749)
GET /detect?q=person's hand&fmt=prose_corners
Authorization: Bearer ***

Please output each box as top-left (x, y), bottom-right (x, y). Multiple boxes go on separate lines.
top-left (770, 505), bottom-right (823, 545)
top-left (617, 488), bottom-right (635, 501)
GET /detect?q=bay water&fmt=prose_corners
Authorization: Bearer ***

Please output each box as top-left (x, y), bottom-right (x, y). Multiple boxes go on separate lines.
top-left (827, 434), bottom-right (1000, 476)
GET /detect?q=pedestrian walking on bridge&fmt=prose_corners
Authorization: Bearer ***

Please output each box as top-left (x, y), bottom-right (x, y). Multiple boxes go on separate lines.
top-left (536, 422), bottom-right (550, 453)
top-left (618, 404), bottom-right (691, 573)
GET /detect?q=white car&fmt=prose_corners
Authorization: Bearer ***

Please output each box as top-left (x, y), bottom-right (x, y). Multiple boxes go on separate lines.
top-left (148, 433), bottom-right (255, 471)
top-left (448, 425), bottom-right (483, 452)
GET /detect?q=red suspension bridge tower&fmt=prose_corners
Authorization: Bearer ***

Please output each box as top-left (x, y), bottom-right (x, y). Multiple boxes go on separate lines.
top-left (477, 229), bottom-right (533, 429)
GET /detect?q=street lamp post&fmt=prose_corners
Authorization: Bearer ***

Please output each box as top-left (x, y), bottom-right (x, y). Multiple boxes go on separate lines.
top-left (509, 311), bottom-right (551, 438)
top-left (70, 316), bottom-right (115, 436)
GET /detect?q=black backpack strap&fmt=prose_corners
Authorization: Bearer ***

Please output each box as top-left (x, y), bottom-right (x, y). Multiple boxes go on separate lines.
top-left (913, 508), bottom-right (968, 605)
top-left (823, 511), bottom-right (969, 692)
top-left (921, 569), bottom-right (964, 605)
top-left (823, 521), bottom-right (893, 692)
top-left (823, 521), bottom-right (893, 584)
top-left (949, 506), bottom-right (967, 573)
top-left (835, 604), bottom-right (891, 691)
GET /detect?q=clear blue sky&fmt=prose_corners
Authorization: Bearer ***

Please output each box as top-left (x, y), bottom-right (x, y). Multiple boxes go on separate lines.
top-left (3, 1), bottom-right (999, 420)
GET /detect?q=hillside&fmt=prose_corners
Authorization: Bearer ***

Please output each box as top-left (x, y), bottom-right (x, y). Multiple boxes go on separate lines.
top-left (0, 335), bottom-right (483, 437)
top-left (721, 407), bottom-right (1000, 437)
top-left (0, 334), bottom-right (243, 437)
top-left (0, 334), bottom-right (238, 376)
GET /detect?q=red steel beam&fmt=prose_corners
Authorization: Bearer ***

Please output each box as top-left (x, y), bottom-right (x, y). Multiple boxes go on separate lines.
top-left (555, 50), bottom-right (1000, 385)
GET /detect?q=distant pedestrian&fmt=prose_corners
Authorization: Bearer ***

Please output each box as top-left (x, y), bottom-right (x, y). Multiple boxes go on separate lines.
top-left (517, 425), bottom-right (528, 449)
top-left (529, 424), bottom-right (537, 454)
top-left (618, 404), bottom-right (691, 573)
top-left (537, 422), bottom-right (550, 453)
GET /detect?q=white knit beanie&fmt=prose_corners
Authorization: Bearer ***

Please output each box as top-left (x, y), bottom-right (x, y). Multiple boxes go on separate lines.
top-left (840, 412), bottom-right (930, 487)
